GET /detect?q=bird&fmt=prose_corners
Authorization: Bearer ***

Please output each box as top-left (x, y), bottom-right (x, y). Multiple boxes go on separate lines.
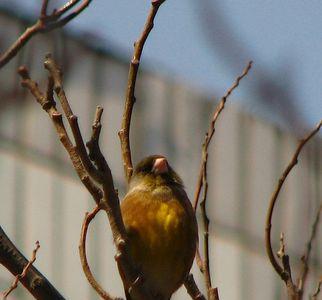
top-left (120, 155), bottom-right (198, 300)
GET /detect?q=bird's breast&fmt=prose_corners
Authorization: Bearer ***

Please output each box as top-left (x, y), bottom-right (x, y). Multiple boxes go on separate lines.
top-left (120, 188), bottom-right (197, 299)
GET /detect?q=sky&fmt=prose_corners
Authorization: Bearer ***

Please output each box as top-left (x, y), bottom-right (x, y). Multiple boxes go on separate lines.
top-left (4, 0), bottom-right (322, 130)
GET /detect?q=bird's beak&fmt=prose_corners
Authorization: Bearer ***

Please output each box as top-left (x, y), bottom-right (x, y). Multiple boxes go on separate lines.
top-left (152, 157), bottom-right (168, 174)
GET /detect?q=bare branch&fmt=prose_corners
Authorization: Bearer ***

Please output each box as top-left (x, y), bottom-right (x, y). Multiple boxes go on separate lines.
top-left (43, 55), bottom-right (103, 184)
top-left (193, 61), bottom-right (252, 300)
top-left (277, 232), bottom-right (286, 259)
top-left (18, 55), bottom-right (154, 300)
top-left (119, 0), bottom-right (166, 182)
top-left (44, 0), bottom-right (91, 30)
top-left (40, 0), bottom-right (50, 18)
top-left (79, 206), bottom-right (122, 300)
top-left (193, 60), bottom-right (253, 210)
top-left (276, 232), bottom-right (294, 291)
top-left (311, 278), bottom-right (322, 300)
top-left (0, 226), bottom-right (64, 299)
top-left (265, 120), bottom-right (322, 295)
top-left (199, 149), bottom-right (214, 299)
top-left (0, 0), bottom-right (92, 69)
top-left (184, 274), bottom-right (207, 300)
top-left (297, 203), bottom-right (322, 295)
top-left (2, 241), bottom-right (40, 299)
top-left (18, 64), bottom-right (103, 204)
top-left (265, 120), bottom-right (322, 278)
top-left (195, 248), bottom-right (204, 273)
top-left (48, 0), bottom-right (81, 20)
top-left (86, 106), bottom-right (110, 176)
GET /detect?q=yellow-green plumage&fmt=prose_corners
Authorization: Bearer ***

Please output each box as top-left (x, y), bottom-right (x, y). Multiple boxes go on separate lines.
top-left (121, 155), bottom-right (197, 300)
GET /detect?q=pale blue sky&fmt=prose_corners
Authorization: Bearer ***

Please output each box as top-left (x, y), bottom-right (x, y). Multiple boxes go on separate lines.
top-left (4, 0), bottom-right (322, 129)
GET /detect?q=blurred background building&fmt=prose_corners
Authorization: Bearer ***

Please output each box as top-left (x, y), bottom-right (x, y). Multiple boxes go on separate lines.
top-left (0, 3), bottom-right (321, 300)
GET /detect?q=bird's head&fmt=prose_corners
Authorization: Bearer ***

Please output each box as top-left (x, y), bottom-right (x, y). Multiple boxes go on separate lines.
top-left (130, 155), bottom-right (183, 189)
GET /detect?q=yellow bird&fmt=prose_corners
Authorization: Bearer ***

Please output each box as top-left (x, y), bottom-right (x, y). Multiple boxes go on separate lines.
top-left (121, 155), bottom-right (198, 300)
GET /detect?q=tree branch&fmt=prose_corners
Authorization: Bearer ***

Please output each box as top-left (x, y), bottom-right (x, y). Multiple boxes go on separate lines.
top-left (2, 241), bottom-right (40, 299)
top-left (18, 63), bottom-right (103, 204)
top-left (297, 203), bottom-right (322, 295)
top-left (193, 60), bottom-right (253, 211)
top-left (79, 206), bottom-right (122, 300)
top-left (311, 278), bottom-right (322, 300)
top-left (18, 55), bottom-right (154, 300)
top-left (86, 106), bottom-right (110, 174)
top-left (0, 0), bottom-right (92, 69)
top-left (192, 61), bottom-right (253, 300)
top-left (184, 274), bottom-right (207, 300)
top-left (119, 0), bottom-right (166, 182)
top-left (265, 120), bottom-right (322, 297)
top-left (0, 226), bottom-right (65, 300)
top-left (43, 55), bottom-right (104, 184)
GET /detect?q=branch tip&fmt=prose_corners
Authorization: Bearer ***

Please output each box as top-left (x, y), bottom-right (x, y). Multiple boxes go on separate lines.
top-left (17, 66), bottom-right (30, 79)
top-left (265, 120), bottom-right (321, 296)
top-left (120, 0), bottom-right (165, 183)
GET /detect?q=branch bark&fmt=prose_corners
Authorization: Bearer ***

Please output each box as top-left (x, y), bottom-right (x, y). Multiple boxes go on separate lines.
top-left (265, 120), bottom-right (322, 299)
top-left (0, 226), bottom-right (65, 300)
top-left (18, 54), bottom-right (154, 300)
top-left (193, 61), bottom-right (253, 300)
top-left (184, 274), bottom-right (207, 300)
top-left (79, 206), bottom-right (122, 300)
top-left (2, 241), bottom-right (40, 299)
top-left (0, 0), bottom-right (92, 69)
top-left (119, 0), bottom-right (165, 183)
top-left (297, 203), bottom-right (322, 296)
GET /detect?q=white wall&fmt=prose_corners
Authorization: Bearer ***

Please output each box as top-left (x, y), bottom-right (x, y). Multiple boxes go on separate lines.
top-left (0, 12), bottom-right (321, 300)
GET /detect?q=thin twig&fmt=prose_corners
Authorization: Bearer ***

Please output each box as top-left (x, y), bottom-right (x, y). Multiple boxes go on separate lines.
top-left (200, 150), bottom-right (213, 298)
top-left (44, 55), bottom-right (104, 184)
top-left (86, 106), bottom-right (110, 175)
top-left (297, 203), bottom-right (322, 295)
top-left (50, 0), bottom-right (81, 20)
top-left (184, 274), bottom-right (207, 300)
top-left (0, 229), bottom-right (64, 299)
top-left (79, 206), bottom-right (122, 300)
top-left (311, 278), bottom-right (322, 300)
top-left (265, 120), bottom-right (322, 278)
top-left (195, 248), bottom-right (204, 273)
top-left (119, 0), bottom-right (166, 182)
top-left (18, 65), bottom-right (103, 204)
top-left (277, 232), bottom-right (286, 259)
top-left (192, 61), bottom-right (253, 300)
top-left (193, 60), bottom-right (253, 211)
top-left (0, 0), bottom-right (92, 69)
top-left (276, 232), bottom-right (294, 292)
top-left (265, 120), bottom-right (322, 294)
top-left (2, 241), bottom-right (40, 299)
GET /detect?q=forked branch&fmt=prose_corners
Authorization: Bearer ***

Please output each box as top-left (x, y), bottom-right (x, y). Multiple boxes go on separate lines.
top-left (0, 226), bottom-right (64, 300)
top-left (2, 241), bottom-right (40, 299)
top-left (18, 54), bottom-right (153, 300)
top-left (0, 0), bottom-right (92, 69)
top-left (265, 120), bottom-right (322, 298)
top-left (18, 61), bottom-right (103, 204)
